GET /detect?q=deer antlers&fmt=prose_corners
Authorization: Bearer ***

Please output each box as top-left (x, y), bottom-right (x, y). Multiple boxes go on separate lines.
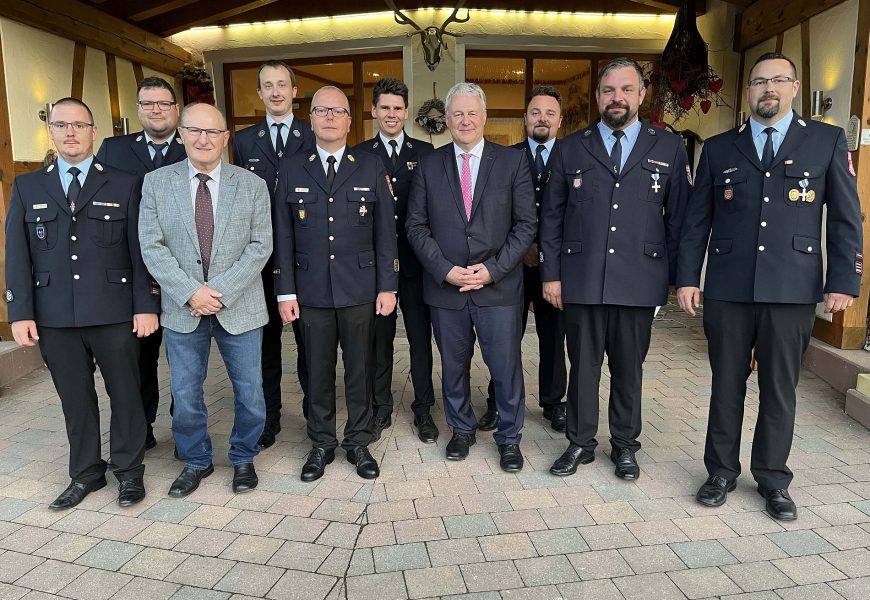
top-left (384, 1), bottom-right (470, 71)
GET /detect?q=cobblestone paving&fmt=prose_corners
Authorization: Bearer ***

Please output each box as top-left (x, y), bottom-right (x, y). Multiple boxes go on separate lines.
top-left (0, 302), bottom-right (868, 599)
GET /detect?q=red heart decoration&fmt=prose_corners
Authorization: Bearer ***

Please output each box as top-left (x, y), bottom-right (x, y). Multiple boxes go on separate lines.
top-left (671, 80), bottom-right (688, 94)
top-left (700, 99), bottom-right (712, 113)
top-left (708, 78), bottom-right (724, 92)
top-left (679, 96), bottom-right (695, 110)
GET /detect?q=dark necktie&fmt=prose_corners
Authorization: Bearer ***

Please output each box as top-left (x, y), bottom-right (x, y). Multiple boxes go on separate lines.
top-left (762, 126), bottom-right (776, 171)
top-left (610, 130), bottom-right (625, 175)
top-left (273, 122), bottom-right (285, 158)
top-left (194, 173), bottom-right (214, 281)
top-left (149, 141), bottom-right (167, 168)
top-left (326, 155), bottom-right (337, 189)
top-left (389, 139), bottom-right (399, 170)
top-left (66, 166), bottom-right (81, 210)
top-left (534, 144), bottom-right (546, 179)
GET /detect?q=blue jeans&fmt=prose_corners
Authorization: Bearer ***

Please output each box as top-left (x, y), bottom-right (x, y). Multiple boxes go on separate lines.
top-left (164, 317), bottom-right (265, 469)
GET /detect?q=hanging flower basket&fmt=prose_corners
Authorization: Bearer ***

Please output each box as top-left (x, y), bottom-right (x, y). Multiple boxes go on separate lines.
top-left (180, 64), bottom-right (215, 105)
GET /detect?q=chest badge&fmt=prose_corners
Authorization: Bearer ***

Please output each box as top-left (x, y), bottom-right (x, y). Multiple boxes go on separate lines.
top-left (359, 205), bottom-right (368, 217)
top-left (298, 208), bottom-right (306, 221)
top-left (723, 186), bottom-right (734, 201)
top-left (573, 174), bottom-right (582, 189)
top-left (650, 172), bottom-right (661, 194)
top-left (36, 224), bottom-right (46, 239)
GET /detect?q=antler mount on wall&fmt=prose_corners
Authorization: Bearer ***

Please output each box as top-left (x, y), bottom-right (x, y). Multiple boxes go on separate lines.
top-left (384, 1), bottom-right (470, 71)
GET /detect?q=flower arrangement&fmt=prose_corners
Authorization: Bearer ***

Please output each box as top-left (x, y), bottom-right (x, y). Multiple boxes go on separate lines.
top-left (180, 64), bottom-right (215, 105)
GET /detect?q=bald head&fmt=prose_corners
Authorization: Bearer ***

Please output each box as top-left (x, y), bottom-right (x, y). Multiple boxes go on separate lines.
top-left (180, 103), bottom-right (227, 130)
top-left (311, 86), bottom-right (350, 110)
top-left (178, 102), bottom-right (229, 172)
top-left (310, 86), bottom-right (352, 153)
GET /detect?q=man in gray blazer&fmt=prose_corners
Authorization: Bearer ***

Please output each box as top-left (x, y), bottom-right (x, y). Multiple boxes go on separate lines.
top-left (139, 103), bottom-right (273, 498)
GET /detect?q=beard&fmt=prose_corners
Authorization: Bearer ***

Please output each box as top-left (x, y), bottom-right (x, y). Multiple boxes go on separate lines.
top-left (145, 121), bottom-right (175, 139)
top-left (601, 102), bottom-right (635, 130)
top-left (530, 125), bottom-right (550, 143)
top-left (755, 95), bottom-right (781, 119)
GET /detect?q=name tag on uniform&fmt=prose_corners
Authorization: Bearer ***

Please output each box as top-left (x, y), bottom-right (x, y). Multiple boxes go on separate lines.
top-left (353, 187), bottom-right (371, 192)
top-left (294, 187), bottom-right (309, 192)
top-left (93, 201), bottom-right (120, 208)
top-left (32, 204), bottom-right (48, 209)
top-left (647, 159), bottom-right (670, 168)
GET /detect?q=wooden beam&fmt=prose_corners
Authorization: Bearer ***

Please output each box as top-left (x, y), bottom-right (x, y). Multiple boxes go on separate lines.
top-left (106, 54), bottom-right (121, 136)
top-left (71, 42), bottom-right (87, 100)
top-left (0, 31), bottom-right (12, 327)
top-left (775, 32), bottom-right (784, 53)
top-left (625, 0), bottom-right (699, 12)
top-left (0, 0), bottom-right (192, 75)
top-left (736, 0), bottom-right (848, 52)
top-left (132, 62), bottom-right (145, 86)
top-left (143, 0), bottom-right (281, 37)
top-left (816, 0), bottom-right (870, 349)
top-left (800, 21), bottom-right (810, 115)
top-left (129, 0), bottom-right (202, 22)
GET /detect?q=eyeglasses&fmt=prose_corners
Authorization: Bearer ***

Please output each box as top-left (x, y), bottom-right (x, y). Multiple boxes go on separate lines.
top-left (311, 106), bottom-right (350, 118)
top-left (138, 100), bottom-right (176, 110)
top-left (180, 126), bottom-right (227, 139)
top-left (49, 121), bottom-right (94, 132)
top-left (748, 77), bottom-right (795, 89)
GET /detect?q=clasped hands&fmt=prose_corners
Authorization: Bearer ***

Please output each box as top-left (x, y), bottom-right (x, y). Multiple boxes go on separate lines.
top-left (189, 285), bottom-right (223, 317)
top-left (446, 264), bottom-right (493, 292)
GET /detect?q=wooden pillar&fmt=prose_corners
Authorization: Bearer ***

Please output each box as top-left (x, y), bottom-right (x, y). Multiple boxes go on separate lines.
top-left (813, 0), bottom-right (870, 348)
top-left (0, 29), bottom-right (13, 336)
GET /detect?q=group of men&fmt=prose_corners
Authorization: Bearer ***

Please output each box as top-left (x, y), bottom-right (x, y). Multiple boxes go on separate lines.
top-left (5, 52), bottom-right (861, 523)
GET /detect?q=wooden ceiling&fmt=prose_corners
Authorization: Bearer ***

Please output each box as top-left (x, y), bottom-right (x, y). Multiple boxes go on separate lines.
top-left (81, 0), bottom-right (753, 38)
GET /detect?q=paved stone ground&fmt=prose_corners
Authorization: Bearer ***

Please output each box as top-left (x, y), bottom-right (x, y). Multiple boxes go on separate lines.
top-left (0, 301), bottom-right (869, 600)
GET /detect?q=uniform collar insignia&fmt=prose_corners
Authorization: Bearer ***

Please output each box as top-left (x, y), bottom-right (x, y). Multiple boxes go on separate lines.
top-left (135, 135), bottom-right (143, 142)
top-left (798, 118), bottom-right (807, 127)
top-left (258, 129), bottom-right (266, 138)
top-left (373, 141), bottom-right (379, 148)
top-left (347, 154), bottom-right (355, 162)
top-left (309, 154), bottom-right (316, 161)
top-left (94, 163), bottom-right (104, 172)
top-left (583, 129), bottom-right (592, 137)
top-left (738, 123), bottom-right (746, 133)
top-left (406, 141), bottom-right (413, 148)
top-left (46, 164), bottom-right (55, 173)
top-left (293, 129), bottom-right (301, 137)
top-left (176, 137), bottom-right (183, 144)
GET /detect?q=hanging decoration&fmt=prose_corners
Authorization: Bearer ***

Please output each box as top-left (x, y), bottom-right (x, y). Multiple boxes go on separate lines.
top-left (416, 83), bottom-right (447, 137)
top-left (645, 0), bottom-right (726, 123)
top-left (180, 64), bottom-right (215, 105)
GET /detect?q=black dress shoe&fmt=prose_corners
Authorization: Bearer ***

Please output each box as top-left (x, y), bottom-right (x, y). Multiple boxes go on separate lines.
top-left (696, 475), bottom-right (736, 507)
top-left (118, 478), bottom-right (146, 507)
top-left (758, 486), bottom-right (797, 520)
top-left (347, 447), bottom-right (380, 479)
top-left (446, 432), bottom-right (476, 460)
top-left (168, 464), bottom-right (214, 497)
top-left (232, 463), bottom-right (258, 493)
top-left (370, 414), bottom-right (392, 442)
top-left (498, 444), bottom-right (524, 473)
top-left (301, 447), bottom-right (335, 482)
top-left (413, 414), bottom-right (439, 444)
top-left (610, 447), bottom-right (640, 480)
top-left (145, 425), bottom-right (157, 450)
top-left (478, 408), bottom-right (499, 432)
top-left (49, 478), bottom-right (107, 511)
top-left (106, 457), bottom-right (117, 470)
top-left (258, 419), bottom-right (281, 449)
top-left (543, 404), bottom-right (567, 433)
top-left (550, 443), bottom-right (595, 476)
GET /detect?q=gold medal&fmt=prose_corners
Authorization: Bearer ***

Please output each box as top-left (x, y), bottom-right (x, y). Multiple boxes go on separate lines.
top-left (788, 189), bottom-right (799, 201)
top-left (806, 190), bottom-right (816, 202)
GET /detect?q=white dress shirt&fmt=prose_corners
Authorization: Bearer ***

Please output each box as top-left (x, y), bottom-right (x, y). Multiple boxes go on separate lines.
top-left (379, 131), bottom-right (405, 158)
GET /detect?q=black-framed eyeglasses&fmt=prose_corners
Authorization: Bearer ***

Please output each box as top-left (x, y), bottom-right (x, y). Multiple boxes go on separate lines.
top-left (138, 100), bottom-right (177, 110)
top-left (311, 106), bottom-right (350, 118)
top-left (180, 126), bottom-right (227, 139)
top-left (49, 121), bottom-right (94, 132)
top-left (748, 77), bottom-right (795, 89)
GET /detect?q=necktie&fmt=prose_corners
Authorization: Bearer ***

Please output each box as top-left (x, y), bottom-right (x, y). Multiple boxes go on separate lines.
top-left (273, 122), bottom-right (285, 157)
top-left (534, 144), bottom-right (546, 179)
top-left (326, 155), bottom-right (336, 189)
top-left (762, 126), bottom-right (775, 171)
top-left (460, 152), bottom-right (473, 220)
top-left (149, 141), bottom-right (167, 168)
top-left (610, 130), bottom-right (625, 175)
top-left (389, 139), bottom-right (399, 170)
top-left (194, 173), bottom-right (214, 281)
top-left (66, 166), bottom-right (81, 210)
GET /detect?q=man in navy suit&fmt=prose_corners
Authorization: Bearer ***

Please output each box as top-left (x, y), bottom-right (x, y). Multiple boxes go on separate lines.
top-left (232, 61), bottom-right (315, 448)
top-left (406, 82), bottom-right (536, 472)
top-left (96, 76), bottom-right (186, 451)
top-left (479, 86), bottom-right (568, 435)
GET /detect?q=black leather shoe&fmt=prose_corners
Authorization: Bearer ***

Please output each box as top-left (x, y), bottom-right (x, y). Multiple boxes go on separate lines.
top-left (696, 475), bottom-right (736, 507)
top-left (498, 444), bottom-right (524, 473)
top-left (446, 432), bottom-right (476, 460)
top-left (118, 478), bottom-right (146, 507)
top-left (413, 414), bottom-right (439, 444)
top-left (550, 443), bottom-right (595, 476)
top-left (370, 414), bottom-right (393, 442)
top-left (106, 458), bottom-right (117, 470)
top-left (258, 419), bottom-right (281, 449)
top-left (232, 463), bottom-right (258, 493)
top-left (49, 478), bottom-right (107, 511)
top-left (543, 404), bottom-right (567, 433)
top-left (611, 447), bottom-right (640, 480)
top-left (478, 408), bottom-right (499, 431)
top-left (758, 486), bottom-right (797, 520)
top-left (301, 447), bottom-right (335, 482)
top-left (347, 447), bottom-right (380, 479)
top-left (168, 464), bottom-right (214, 497)
top-left (145, 425), bottom-right (157, 450)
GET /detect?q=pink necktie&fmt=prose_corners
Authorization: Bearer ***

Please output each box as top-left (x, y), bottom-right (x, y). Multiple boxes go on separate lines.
top-left (460, 152), bottom-right (473, 220)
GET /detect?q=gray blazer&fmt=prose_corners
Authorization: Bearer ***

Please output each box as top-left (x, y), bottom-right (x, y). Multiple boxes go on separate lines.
top-left (139, 159), bottom-right (272, 335)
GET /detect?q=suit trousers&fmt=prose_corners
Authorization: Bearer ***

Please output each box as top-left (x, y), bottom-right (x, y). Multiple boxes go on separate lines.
top-left (370, 273), bottom-right (436, 419)
top-left (139, 325), bottom-right (163, 426)
top-left (261, 269), bottom-right (310, 423)
top-left (487, 269), bottom-right (567, 409)
top-left (430, 303), bottom-right (525, 445)
top-left (702, 299), bottom-right (815, 489)
top-left (564, 304), bottom-right (655, 453)
top-left (300, 303), bottom-right (375, 451)
top-left (39, 322), bottom-right (146, 484)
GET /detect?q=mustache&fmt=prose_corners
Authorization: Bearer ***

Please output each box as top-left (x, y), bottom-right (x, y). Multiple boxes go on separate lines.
top-left (759, 93), bottom-right (780, 101)
top-left (606, 102), bottom-right (629, 111)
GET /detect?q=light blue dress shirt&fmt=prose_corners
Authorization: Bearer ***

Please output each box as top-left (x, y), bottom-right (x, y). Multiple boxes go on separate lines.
top-left (597, 119), bottom-right (642, 171)
top-left (56, 155), bottom-right (93, 195)
top-left (749, 111), bottom-right (793, 161)
top-left (266, 114), bottom-right (295, 152)
top-left (526, 137), bottom-right (556, 166)
top-left (144, 131), bottom-right (174, 161)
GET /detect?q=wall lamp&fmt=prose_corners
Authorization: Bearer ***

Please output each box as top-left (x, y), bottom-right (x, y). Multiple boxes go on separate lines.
top-left (38, 102), bottom-right (54, 122)
top-left (811, 90), bottom-right (833, 119)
